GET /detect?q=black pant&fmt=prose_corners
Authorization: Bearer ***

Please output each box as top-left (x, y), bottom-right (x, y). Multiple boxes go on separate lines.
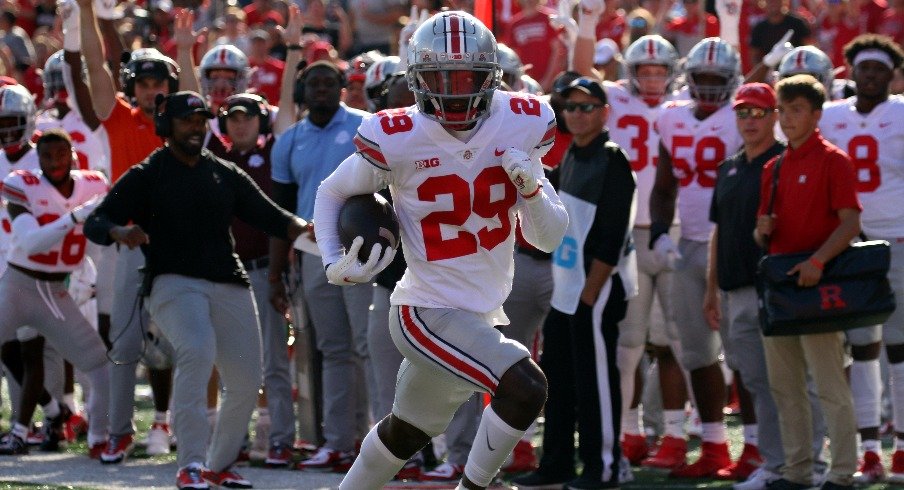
top-left (537, 274), bottom-right (627, 484)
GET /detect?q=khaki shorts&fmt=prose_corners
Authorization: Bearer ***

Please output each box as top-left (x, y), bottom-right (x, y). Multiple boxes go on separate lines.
top-left (388, 305), bottom-right (529, 436)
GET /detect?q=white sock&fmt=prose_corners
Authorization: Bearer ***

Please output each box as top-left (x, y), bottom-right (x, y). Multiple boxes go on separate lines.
top-left (464, 405), bottom-right (526, 487)
top-left (11, 423), bottom-right (27, 440)
top-left (339, 425), bottom-right (406, 490)
top-left (663, 410), bottom-right (685, 438)
top-left (851, 359), bottom-right (882, 429)
top-left (862, 438), bottom-right (881, 454)
top-left (743, 424), bottom-right (758, 446)
top-left (617, 345), bottom-right (645, 423)
top-left (701, 422), bottom-right (727, 444)
top-left (63, 393), bottom-right (78, 413)
top-left (890, 362), bottom-right (904, 435)
top-left (42, 398), bottom-right (60, 419)
top-left (622, 408), bottom-right (642, 435)
top-left (88, 432), bottom-right (106, 446)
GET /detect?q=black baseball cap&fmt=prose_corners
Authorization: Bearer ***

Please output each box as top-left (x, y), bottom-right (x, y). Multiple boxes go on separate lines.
top-left (223, 94), bottom-right (267, 117)
top-left (558, 77), bottom-right (608, 105)
top-left (163, 91), bottom-right (214, 119)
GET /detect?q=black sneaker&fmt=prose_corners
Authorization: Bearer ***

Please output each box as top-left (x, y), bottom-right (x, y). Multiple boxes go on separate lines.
top-left (511, 470), bottom-right (574, 489)
top-left (564, 474), bottom-right (620, 489)
top-left (820, 482), bottom-right (854, 490)
top-left (0, 434), bottom-right (28, 455)
top-left (40, 404), bottom-right (72, 452)
top-left (766, 478), bottom-right (811, 490)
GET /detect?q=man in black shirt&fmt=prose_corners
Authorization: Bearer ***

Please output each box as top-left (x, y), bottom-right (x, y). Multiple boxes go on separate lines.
top-left (704, 83), bottom-right (788, 489)
top-left (514, 77), bottom-right (636, 490)
top-left (84, 91), bottom-right (308, 490)
top-left (749, 0), bottom-right (813, 69)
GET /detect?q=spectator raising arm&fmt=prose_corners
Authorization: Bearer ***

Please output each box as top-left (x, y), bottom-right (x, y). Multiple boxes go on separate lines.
top-left (174, 8), bottom-right (202, 94)
top-left (76, 0), bottom-right (117, 120)
top-left (274, 4), bottom-right (304, 136)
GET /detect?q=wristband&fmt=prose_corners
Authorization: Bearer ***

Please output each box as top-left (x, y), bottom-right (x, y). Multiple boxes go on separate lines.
top-left (808, 257), bottom-right (824, 271)
top-left (286, 44), bottom-right (303, 51)
top-left (649, 222), bottom-right (670, 250)
top-left (521, 184), bottom-right (542, 200)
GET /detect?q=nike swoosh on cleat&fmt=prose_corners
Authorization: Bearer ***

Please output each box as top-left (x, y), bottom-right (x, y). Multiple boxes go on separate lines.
top-left (494, 149), bottom-right (505, 156)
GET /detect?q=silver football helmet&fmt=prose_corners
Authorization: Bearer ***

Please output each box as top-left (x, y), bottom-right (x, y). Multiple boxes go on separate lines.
top-left (406, 11), bottom-right (502, 125)
top-left (200, 44), bottom-right (250, 106)
top-left (778, 46), bottom-right (834, 91)
top-left (0, 84), bottom-right (36, 150)
top-left (43, 50), bottom-right (67, 98)
top-left (684, 37), bottom-right (741, 109)
top-left (365, 56), bottom-right (399, 112)
top-left (624, 35), bottom-right (678, 100)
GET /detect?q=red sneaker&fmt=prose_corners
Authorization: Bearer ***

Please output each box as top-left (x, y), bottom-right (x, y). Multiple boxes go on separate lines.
top-left (201, 466), bottom-right (252, 488)
top-left (621, 433), bottom-right (650, 466)
top-left (889, 450), bottom-right (904, 484)
top-left (88, 441), bottom-right (107, 459)
top-left (394, 457), bottom-right (422, 480)
top-left (297, 446), bottom-right (355, 472)
top-left (176, 464), bottom-right (209, 489)
top-left (265, 443), bottom-right (293, 467)
top-left (501, 439), bottom-right (538, 474)
top-left (716, 443), bottom-right (762, 480)
top-left (641, 435), bottom-right (687, 469)
top-left (100, 434), bottom-right (134, 464)
top-left (669, 441), bottom-right (732, 478)
top-left (854, 450), bottom-right (886, 483)
top-left (64, 413), bottom-right (87, 442)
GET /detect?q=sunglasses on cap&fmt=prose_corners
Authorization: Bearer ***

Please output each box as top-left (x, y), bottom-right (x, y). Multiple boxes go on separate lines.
top-left (735, 107), bottom-right (775, 119)
top-left (563, 102), bottom-right (605, 113)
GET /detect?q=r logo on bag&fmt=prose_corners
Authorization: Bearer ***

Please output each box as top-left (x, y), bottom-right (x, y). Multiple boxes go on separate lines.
top-left (819, 284), bottom-right (847, 310)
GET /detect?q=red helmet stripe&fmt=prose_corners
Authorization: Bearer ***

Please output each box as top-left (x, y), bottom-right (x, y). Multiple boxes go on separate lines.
top-left (706, 40), bottom-right (716, 64)
top-left (449, 15), bottom-right (462, 55)
top-left (647, 39), bottom-right (655, 59)
top-left (795, 50), bottom-right (805, 69)
top-left (218, 48), bottom-right (227, 65)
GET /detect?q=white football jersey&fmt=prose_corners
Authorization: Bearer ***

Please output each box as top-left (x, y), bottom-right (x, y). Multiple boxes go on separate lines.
top-left (0, 148), bottom-right (41, 275)
top-left (605, 81), bottom-right (674, 227)
top-left (36, 110), bottom-right (111, 177)
top-left (354, 91), bottom-right (557, 318)
top-left (819, 95), bottom-right (904, 238)
top-left (3, 169), bottom-right (108, 273)
top-left (656, 101), bottom-right (742, 242)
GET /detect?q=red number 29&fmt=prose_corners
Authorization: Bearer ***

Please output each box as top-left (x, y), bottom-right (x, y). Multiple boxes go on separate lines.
top-left (418, 167), bottom-right (517, 261)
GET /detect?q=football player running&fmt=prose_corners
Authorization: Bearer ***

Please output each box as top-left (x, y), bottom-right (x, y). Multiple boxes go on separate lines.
top-left (818, 34), bottom-right (904, 484)
top-left (312, 11), bottom-right (567, 490)
top-left (0, 129), bottom-right (110, 456)
top-left (649, 37), bottom-right (744, 478)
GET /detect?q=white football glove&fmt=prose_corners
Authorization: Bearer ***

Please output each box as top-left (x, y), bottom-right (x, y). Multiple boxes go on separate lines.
top-left (325, 236), bottom-right (396, 286)
top-left (762, 30), bottom-right (794, 68)
top-left (652, 234), bottom-right (682, 271)
top-left (71, 194), bottom-right (104, 224)
top-left (398, 6), bottom-right (429, 71)
top-left (94, 0), bottom-right (120, 20)
top-left (551, 0), bottom-right (579, 44)
top-left (58, 0), bottom-right (80, 51)
top-left (715, 0), bottom-right (741, 47)
top-left (500, 148), bottom-right (541, 199)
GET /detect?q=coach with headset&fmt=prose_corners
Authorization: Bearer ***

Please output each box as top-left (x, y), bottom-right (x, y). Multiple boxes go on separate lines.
top-left (268, 60), bottom-right (376, 471)
top-left (85, 91), bottom-right (308, 489)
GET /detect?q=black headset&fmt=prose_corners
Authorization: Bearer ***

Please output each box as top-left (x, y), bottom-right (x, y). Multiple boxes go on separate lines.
top-left (154, 93), bottom-right (173, 138)
top-left (292, 60), bottom-right (347, 107)
top-left (121, 51), bottom-right (180, 98)
top-left (217, 93), bottom-right (271, 135)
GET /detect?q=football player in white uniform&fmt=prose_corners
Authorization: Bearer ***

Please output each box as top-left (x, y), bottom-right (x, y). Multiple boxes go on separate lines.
top-left (312, 11), bottom-right (567, 490)
top-left (819, 34), bottom-right (904, 484)
top-left (0, 129), bottom-right (110, 455)
top-left (650, 37), bottom-right (744, 478)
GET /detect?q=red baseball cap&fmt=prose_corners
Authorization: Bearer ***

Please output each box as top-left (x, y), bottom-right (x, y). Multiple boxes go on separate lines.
top-left (732, 83), bottom-right (776, 109)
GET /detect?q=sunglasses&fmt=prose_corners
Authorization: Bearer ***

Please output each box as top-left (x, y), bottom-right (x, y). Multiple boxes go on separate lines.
top-left (563, 102), bottom-right (604, 113)
top-left (735, 107), bottom-right (775, 119)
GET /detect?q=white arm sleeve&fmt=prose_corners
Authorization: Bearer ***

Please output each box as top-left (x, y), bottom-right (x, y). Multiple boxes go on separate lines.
top-left (518, 155), bottom-right (569, 253)
top-left (313, 153), bottom-right (388, 268)
top-left (11, 212), bottom-right (77, 255)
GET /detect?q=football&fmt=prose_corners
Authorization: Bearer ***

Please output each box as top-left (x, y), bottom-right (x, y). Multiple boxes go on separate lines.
top-left (338, 193), bottom-right (401, 263)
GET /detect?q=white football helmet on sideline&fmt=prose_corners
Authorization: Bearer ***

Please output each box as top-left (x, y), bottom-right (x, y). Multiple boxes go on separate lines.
top-left (365, 55), bottom-right (399, 112)
top-left (0, 84), bottom-right (36, 151)
top-left (684, 37), bottom-right (741, 110)
top-left (624, 35), bottom-right (678, 102)
top-left (406, 11), bottom-right (502, 126)
top-left (200, 44), bottom-right (251, 108)
top-left (778, 46), bottom-right (834, 91)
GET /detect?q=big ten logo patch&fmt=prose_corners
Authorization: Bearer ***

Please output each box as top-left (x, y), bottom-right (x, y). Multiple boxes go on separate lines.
top-left (818, 284), bottom-right (847, 310)
top-left (553, 235), bottom-right (578, 269)
top-left (415, 157), bottom-right (440, 170)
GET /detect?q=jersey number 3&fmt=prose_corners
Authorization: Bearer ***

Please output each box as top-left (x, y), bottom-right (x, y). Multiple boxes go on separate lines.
top-left (418, 167), bottom-right (517, 261)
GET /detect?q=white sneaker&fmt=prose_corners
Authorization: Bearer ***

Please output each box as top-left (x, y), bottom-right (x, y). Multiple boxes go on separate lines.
top-left (146, 422), bottom-right (171, 456)
top-left (734, 467), bottom-right (781, 490)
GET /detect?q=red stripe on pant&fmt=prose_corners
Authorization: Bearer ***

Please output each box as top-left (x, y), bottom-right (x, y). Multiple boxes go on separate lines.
top-left (400, 305), bottom-right (498, 392)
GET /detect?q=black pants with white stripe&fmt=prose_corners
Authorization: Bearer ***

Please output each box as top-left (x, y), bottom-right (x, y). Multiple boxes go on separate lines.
top-left (537, 274), bottom-right (627, 485)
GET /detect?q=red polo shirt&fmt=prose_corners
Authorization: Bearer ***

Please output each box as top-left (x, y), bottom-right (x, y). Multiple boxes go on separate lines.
top-left (758, 129), bottom-right (861, 254)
